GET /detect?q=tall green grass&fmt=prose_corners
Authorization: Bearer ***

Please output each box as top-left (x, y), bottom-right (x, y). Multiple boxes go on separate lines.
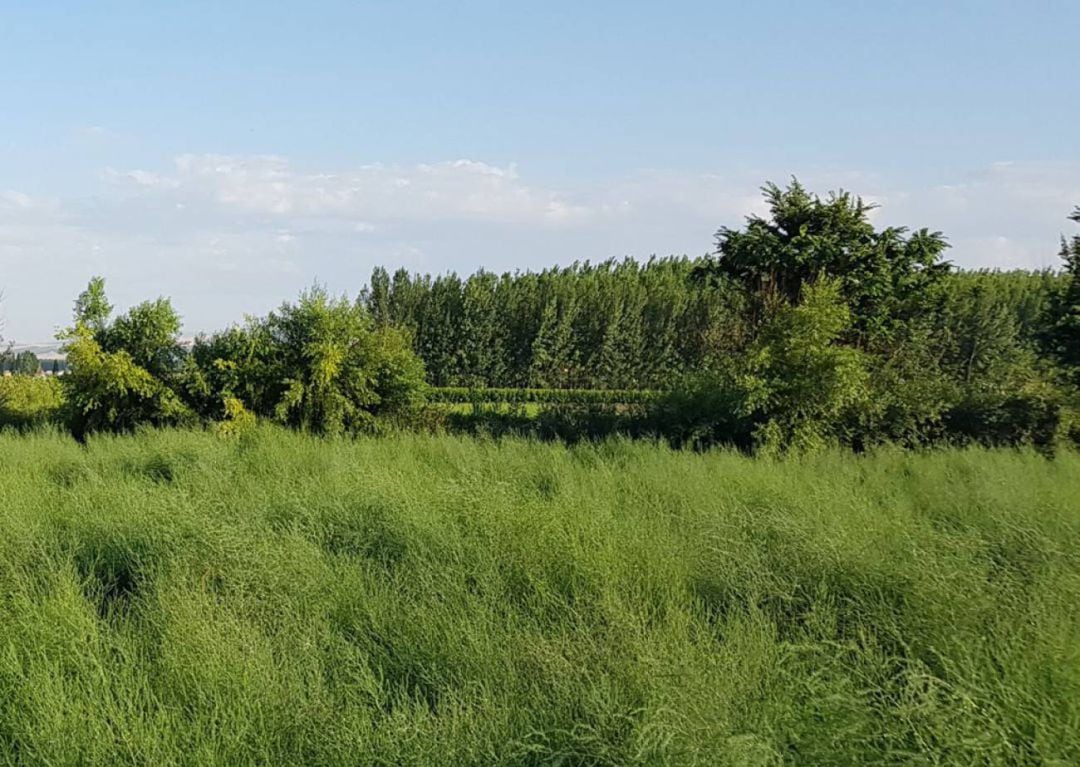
top-left (0, 428), bottom-right (1078, 765)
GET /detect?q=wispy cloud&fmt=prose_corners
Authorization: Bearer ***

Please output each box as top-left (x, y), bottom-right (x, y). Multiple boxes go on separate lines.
top-left (107, 155), bottom-right (591, 224)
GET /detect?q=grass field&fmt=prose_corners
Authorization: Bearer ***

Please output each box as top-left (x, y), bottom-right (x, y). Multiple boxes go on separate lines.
top-left (1, 428), bottom-right (1078, 765)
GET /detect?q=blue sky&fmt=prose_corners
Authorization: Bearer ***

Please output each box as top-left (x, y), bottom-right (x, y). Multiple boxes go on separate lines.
top-left (2, 1), bottom-right (1079, 340)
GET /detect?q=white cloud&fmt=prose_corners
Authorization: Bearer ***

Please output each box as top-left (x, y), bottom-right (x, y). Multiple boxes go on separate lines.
top-left (0, 191), bottom-right (37, 210)
top-left (103, 168), bottom-right (179, 189)
top-left (108, 154), bottom-right (590, 224)
top-left (868, 163), bottom-right (1080, 270)
top-left (0, 189), bottom-right (60, 214)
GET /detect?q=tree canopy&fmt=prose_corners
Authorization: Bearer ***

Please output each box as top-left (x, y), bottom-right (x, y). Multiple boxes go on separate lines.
top-left (697, 180), bottom-right (952, 344)
top-left (58, 279), bottom-right (429, 437)
top-left (1045, 207), bottom-right (1080, 383)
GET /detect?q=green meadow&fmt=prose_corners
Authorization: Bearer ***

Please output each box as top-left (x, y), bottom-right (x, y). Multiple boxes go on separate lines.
top-left (1, 427), bottom-right (1077, 765)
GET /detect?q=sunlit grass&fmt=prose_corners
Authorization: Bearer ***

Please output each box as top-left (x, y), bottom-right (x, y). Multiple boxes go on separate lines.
top-left (0, 427), bottom-right (1078, 765)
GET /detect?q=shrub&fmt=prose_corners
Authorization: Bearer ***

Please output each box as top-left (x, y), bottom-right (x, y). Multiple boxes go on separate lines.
top-left (61, 327), bottom-right (192, 438)
top-left (0, 375), bottom-right (64, 429)
top-left (61, 279), bottom-right (193, 437)
top-left (194, 288), bottom-right (428, 435)
top-left (944, 380), bottom-right (1077, 450)
top-left (211, 397), bottom-right (257, 440)
top-left (653, 370), bottom-right (760, 450)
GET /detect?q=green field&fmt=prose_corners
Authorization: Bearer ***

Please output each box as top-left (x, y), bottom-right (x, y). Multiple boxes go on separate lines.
top-left (438, 400), bottom-right (545, 416)
top-left (1, 428), bottom-right (1078, 765)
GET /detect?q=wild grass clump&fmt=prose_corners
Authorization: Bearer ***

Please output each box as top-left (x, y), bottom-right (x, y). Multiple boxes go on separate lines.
top-left (0, 428), bottom-right (1078, 765)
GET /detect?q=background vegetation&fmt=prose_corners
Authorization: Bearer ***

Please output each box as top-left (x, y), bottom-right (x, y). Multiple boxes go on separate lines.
top-left (3, 181), bottom-right (1079, 453)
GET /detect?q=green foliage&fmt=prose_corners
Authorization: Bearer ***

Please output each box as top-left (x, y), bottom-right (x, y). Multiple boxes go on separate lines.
top-left (41, 195), bottom-right (1080, 451)
top-left (747, 280), bottom-right (870, 444)
top-left (211, 396), bottom-right (257, 440)
top-left (660, 280), bottom-right (869, 450)
top-left (187, 323), bottom-right (277, 419)
top-left (664, 185), bottom-right (1076, 453)
top-left (0, 429), bottom-right (1078, 764)
top-left (60, 326), bottom-right (192, 437)
top-left (347, 184), bottom-right (1079, 452)
top-left (194, 287), bottom-right (428, 435)
top-left (944, 380), bottom-right (1077, 451)
top-left (1045, 207), bottom-right (1080, 384)
top-left (699, 179), bottom-right (952, 345)
top-left (366, 320), bottom-right (430, 419)
top-left (99, 297), bottom-right (184, 378)
top-left (265, 288), bottom-right (427, 433)
top-left (60, 279), bottom-right (192, 437)
top-left (350, 196), bottom-right (1076, 454)
top-left (57, 279), bottom-right (428, 437)
top-left (360, 258), bottom-right (725, 390)
top-left (429, 385), bottom-right (662, 445)
top-left (73, 276), bottom-right (113, 333)
top-left (6, 350), bottom-right (41, 376)
top-left (653, 370), bottom-right (759, 449)
top-left (0, 375), bottom-right (64, 429)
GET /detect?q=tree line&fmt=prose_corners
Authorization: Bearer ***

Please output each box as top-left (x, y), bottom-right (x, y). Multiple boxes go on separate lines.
top-left (3, 180), bottom-right (1079, 451)
top-left (362, 257), bottom-right (723, 389)
top-left (361, 252), bottom-right (1065, 394)
top-left (356, 182), bottom-right (1079, 449)
top-left (0, 350), bottom-right (53, 376)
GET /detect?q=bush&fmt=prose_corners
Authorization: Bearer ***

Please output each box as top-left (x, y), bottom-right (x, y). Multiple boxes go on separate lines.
top-left (944, 380), bottom-right (1078, 451)
top-left (0, 375), bottom-right (64, 429)
top-left (194, 288), bottom-right (428, 435)
top-left (60, 280), bottom-right (193, 437)
top-left (653, 370), bottom-right (760, 450)
top-left (58, 280), bottom-right (428, 438)
top-left (61, 327), bottom-right (192, 438)
top-left (211, 397), bottom-right (257, 440)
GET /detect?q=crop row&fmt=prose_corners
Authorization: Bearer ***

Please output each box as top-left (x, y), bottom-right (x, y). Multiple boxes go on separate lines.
top-left (427, 387), bottom-right (662, 405)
